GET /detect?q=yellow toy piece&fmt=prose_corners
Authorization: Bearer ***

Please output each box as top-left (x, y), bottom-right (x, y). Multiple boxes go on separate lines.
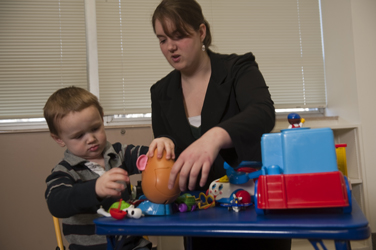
top-left (335, 144), bottom-right (348, 177)
top-left (218, 175), bottom-right (229, 183)
top-left (196, 192), bottom-right (215, 210)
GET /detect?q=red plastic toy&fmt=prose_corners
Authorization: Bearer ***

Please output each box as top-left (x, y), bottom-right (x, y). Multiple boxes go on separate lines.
top-left (255, 171), bottom-right (349, 210)
top-left (109, 199), bottom-right (127, 220)
top-left (251, 126), bottom-right (352, 215)
top-left (219, 126), bottom-right (352, 215)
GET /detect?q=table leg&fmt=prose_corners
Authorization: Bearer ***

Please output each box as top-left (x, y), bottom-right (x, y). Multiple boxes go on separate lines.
top-left (334, 240), bottom-right (351, 250)
top-left (106, 235), bottom-right (128, 250)
top-left (107, 236), bottom-right (116, 250)
top-left (184, 236), bottom-right (192, 250)
top-left (309, 239), bottom-right (328, 250)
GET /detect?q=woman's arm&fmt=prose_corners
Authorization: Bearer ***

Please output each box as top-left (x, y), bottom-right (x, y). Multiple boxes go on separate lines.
top-left (169, 54), bottom-right (275, 191)
top-left (168, 126), bottom-right (232, 191)
top-left (218, 61), bottom-right (275, 161)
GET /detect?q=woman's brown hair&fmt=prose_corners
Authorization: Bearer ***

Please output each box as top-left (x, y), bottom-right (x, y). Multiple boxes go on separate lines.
top-left (152, 0), bottom-right (212, 48)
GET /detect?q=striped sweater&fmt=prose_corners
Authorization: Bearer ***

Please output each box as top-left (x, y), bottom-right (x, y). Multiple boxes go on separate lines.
top-left (45, 141), bottom-right (150, 250)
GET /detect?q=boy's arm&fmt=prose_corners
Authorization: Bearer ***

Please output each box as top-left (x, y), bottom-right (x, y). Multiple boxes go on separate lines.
top-left (120, 144), bottom-right (149, 175)
top-left (45, 166), bottom-right (101, 218)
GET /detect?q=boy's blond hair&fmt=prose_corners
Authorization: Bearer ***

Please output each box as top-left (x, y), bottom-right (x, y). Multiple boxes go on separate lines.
top-left (43, 86), bottom-right (104, 136)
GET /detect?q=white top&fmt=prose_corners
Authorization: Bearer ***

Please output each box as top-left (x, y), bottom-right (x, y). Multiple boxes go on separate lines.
top-left (188, 115), bottom-right (201, 128)
top-left (85, 161), bottom-right (106, 176)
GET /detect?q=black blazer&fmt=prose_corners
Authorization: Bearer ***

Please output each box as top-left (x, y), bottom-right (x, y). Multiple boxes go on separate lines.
top-left (150, 50), bottom-right (275, 190)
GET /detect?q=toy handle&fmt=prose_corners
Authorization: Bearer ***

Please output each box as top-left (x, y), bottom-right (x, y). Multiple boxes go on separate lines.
top-left (247, 165), bottom-right (283, 179)
top-left (247, 170), bottom-right (263, 179)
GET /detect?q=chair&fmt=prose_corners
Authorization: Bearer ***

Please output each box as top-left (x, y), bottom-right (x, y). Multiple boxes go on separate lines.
top-left (52, 216), bottom-right (65, 250)
top-left (53, 215), bottom-right (151, 250)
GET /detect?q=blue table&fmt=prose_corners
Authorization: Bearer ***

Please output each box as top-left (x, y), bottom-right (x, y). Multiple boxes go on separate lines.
top-left (94, 197), bottom-right (370, 250)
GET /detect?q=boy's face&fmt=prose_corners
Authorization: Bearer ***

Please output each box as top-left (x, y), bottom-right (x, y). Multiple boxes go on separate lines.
top-left (51, 105), bottom-right (107, 162)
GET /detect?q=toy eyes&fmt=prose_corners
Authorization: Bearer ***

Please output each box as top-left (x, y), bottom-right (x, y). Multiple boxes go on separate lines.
top-left (125, 208), bottom-right (142, 219)
top-left (211, 183), bottom-right (223, 191)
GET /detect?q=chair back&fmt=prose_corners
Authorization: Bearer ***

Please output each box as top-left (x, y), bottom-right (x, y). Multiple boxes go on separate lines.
top-left (53, 216), bottom-right (65, 250)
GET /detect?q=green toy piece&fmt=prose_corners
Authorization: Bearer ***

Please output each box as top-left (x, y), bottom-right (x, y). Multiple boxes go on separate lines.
top-left (175, 193), bottom-right (197, 212)
top-left (108, 200), bottom-right (130, 212)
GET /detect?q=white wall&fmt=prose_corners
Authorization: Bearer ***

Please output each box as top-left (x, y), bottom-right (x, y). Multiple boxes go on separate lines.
top-left (350, 0), bottom-right (376, 233)
top-left (322, 0), bottom-right (376, 232)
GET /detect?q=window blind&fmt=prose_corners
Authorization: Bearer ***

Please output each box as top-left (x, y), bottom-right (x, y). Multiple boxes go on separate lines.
top-left (0, 0), bottom-right (87, 119)
top-left (96, 0), bottom-right (326, 115)
top-left (200, 0), bottom-right (326, 108)
top-left (96, 0), bottom-right (171, 115)
top-left (0, 0), bottom-right (325, 120)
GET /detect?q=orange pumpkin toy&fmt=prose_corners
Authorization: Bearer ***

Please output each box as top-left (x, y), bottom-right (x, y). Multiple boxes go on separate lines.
top-left (136, 148), bottom-right (180, 204)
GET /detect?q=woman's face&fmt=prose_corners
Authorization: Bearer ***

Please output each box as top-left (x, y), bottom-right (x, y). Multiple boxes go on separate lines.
top-left (155, 18), bottom-right (206, 74)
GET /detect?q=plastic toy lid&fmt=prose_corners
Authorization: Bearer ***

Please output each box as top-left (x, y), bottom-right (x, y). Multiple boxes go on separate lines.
top-left (280, 127), bottom-right (310, 132)
top-left (335, 144), bottom-right (347, 148)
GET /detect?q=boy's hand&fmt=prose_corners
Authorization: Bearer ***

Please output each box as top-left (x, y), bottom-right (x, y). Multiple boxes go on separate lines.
top-left (147, 137), bottom-right (175, 160)
top-left (95, 168), bottom-right (129, 199)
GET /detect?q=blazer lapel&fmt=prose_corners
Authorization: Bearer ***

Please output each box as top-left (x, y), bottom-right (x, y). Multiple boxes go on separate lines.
top-left (201, 52), bottom-right (233, 134)
top-left (158, 52), bottom-right (233, 143)
top-left (159, 71), bottom-right (195, 145)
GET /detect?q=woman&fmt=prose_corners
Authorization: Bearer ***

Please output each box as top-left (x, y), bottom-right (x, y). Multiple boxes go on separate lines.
top-left (148, 0), bottom-right (291, 249)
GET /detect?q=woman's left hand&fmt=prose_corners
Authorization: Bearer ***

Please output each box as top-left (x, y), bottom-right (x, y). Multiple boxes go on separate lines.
top-left (147, 137), bottom-right (175, 160)
top-left (168, 127), bottom-right (232, 191)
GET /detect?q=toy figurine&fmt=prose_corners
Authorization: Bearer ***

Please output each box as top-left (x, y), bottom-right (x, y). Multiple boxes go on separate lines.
top-left (229, 194), bottom-right (243, 212)
top-left (135, 149), bottom-right (181, 216)
top-left (208, 174), bottom-right (254, 208)
top-left (136, 148), bottom-right (180, 204)
top-left (206, 161), bottom-right (258, 212)
top-left (287, 112), bottom-right (305, 128)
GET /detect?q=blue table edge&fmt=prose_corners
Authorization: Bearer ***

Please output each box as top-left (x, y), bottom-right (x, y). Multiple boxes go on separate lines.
top-left (94, 197), bottom-right (370, 241)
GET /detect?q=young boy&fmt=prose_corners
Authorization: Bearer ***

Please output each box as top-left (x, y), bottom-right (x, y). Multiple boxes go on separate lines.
top-left (44, 86), bottom-right (174, 250)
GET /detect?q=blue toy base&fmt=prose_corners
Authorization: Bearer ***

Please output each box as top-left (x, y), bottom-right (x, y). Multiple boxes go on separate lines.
top-left (137, 200), bottom-right (174, 216)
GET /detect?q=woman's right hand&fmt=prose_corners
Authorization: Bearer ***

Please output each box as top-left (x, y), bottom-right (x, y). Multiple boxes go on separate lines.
top-left (168, 127), bottom-right (232, 191)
